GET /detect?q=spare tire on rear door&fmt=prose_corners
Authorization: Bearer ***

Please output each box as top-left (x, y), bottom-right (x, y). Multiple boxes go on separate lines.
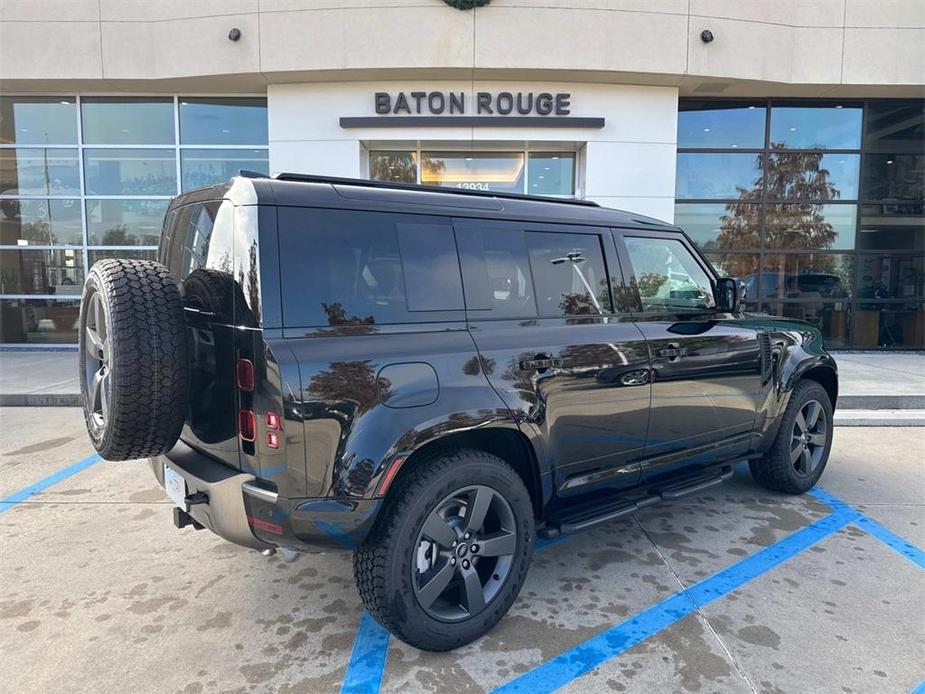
top-left (79, 259), bottom-right (189, 460)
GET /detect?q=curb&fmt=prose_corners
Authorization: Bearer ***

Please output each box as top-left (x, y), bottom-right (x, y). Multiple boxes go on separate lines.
top-left (838, 395), bottom-right (925, 410)
top-left (0, 394), bottom-right (82, 407)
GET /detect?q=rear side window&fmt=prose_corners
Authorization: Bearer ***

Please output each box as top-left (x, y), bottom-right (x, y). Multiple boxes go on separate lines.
top-left (526, 231), bottom-right (612, 316)
top-left (278, 208), bottom-right (464, 327)
top-left (456, 225), bottom-right (537, 318)
top-left (162, 200), bottom-right (233, 281)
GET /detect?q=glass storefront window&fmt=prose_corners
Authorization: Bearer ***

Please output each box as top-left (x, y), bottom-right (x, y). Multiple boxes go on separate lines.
top-left (0, 96), bottom-right (77, 145)
top-left (760, 253), bottom-right (855, 299)
top-left (0, 148), bottom-right (80, 195)
top-left (369, 151), bottom-right (417, 183)
top-left (674, 202), bottom-right (761, 250)
top-left (0, 299), bottom-right (80, 344)
top-left (675, 153), bottom-right (763, 199)
top-left (180, 148), bottom-right (269, 191)
top-left (0, 248), bottom-right (84, 295)
top-left (864, 101), bottom-right (925, 152)
top-left (858, 204), bottom-right (925, 251)
top-left (421, 152), bottom-right (525, 193)
top-left (179, 97), bottom-right (268, 145)
top-left (0, 199), bottom-right (83, 246)
top-left (764, 203), bottom-right (857, 251)
top-left (86, 199), bottom-right (168, 246)
top-left (857, 253), bottom-right (923, 300)
top-left (528, 153), bottom-right (575, 196)
top-left (861, 154), bottom-right (924, 202)
top-left (761, 302), bottom-right (851, 348)
top-left (853, 301), bottom-right (924, 349)
top-left (89, 249), bottom-right (157, 265)
top-left (81, 97), bottom-right (175, 145)
top-left (703, 252), bottom-right (759, 282)
top-left (765, 152), bottom-right (859, 200)
top-left (677, 102), bottom-right (766, 148)
top-left (83, 148), bottom-right (176, 195)
top-left (769, 105), bottom-right (862, 150)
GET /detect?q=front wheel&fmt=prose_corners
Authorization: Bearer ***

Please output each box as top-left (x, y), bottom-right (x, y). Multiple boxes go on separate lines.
top-left (750, 380), bottom-right (834, 494)
top-left (353, 450), bottom-right (534, 651)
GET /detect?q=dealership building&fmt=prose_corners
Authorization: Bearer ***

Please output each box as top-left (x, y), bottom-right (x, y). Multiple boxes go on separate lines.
top-left (0, 0), bottom-right (923, 348)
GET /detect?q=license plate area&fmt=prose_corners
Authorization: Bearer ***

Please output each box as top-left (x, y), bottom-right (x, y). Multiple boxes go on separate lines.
top-left (163, 464), bottom-right (188, 511)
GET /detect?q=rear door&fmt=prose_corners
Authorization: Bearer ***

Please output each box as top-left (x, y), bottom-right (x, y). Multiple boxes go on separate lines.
top-left (613, 229), bottom-right (764, 484)
top-left (457, 218), bottom-right (650, 497)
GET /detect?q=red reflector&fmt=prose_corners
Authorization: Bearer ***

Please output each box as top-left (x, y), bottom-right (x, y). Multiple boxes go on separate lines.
top-left (237, 358), bottom-right (255, 392)
top-left (266, 431), bottom-right (280, 449)
top-left (265, 412), bottom-right (281, 430)
top-left (239, 408), bottom-right (257, 442)
top-left (247, 515), bottom-right (283, 535)
top-left (376, 456), bottom-right (406, 497)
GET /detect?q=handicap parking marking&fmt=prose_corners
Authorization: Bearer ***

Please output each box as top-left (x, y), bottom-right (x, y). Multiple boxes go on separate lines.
top-left (810, 487), bottom-right (925, 569)
top-left (341, 611), bottom-right (390, 694)
top-left (491, 509), bottom-right (855, 694)
top-left (0, 453), bottom-right (102, 513)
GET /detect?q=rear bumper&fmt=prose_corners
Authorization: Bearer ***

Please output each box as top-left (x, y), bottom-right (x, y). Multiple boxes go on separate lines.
top-left (150, 441), bottom-right (382, 552)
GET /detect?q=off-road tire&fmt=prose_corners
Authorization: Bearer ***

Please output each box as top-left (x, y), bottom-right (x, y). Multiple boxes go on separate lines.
top-left (749, 380), bottom-right (833, 494)
top-left (353, 450), bottom-right (535, 651)
top-left (79, 259), bottom-right (189, 460)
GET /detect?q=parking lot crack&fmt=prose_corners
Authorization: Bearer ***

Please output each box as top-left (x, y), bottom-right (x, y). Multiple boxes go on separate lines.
top-left (633, 516), bottom-right (761, 694)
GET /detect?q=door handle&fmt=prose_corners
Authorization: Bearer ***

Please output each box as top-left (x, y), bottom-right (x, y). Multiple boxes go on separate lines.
top-left (657, 343), bottom-right (687, 361)
top-left (519, 356), bottom-right (562, 372)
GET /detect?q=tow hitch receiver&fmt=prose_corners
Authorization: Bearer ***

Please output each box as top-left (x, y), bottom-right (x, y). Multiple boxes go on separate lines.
top-left (173, 506), bottom-right (205, 531)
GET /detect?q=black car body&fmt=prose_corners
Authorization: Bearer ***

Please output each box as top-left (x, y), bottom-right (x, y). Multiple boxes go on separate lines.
top-left (145, 174), bottom-right (837, 553)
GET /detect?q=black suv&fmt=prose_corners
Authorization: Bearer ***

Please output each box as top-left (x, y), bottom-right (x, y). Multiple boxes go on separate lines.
top-left (78, 174), bottom-right (837, 650)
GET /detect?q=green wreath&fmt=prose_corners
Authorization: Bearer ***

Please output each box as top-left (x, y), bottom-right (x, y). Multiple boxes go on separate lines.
top-left (443, 0), bottom-right (491, 9)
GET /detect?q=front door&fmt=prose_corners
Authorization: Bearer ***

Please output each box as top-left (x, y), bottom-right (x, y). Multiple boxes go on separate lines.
top-left (456, 219), bottom-right (650, 497)
top-left (614, 230), bottom-right (765, 485)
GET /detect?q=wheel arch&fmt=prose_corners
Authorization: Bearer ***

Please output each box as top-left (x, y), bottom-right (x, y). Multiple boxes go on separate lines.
top-left (378, 427), bottom-right (546, 520)
top-left (797, 364), bottom-right (838, 408)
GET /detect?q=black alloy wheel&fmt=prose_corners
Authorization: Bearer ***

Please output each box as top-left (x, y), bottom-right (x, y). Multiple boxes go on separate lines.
top-left (790, 399), bottom-right (827, 476)
top-left (412, 484), bottom-right (517, 622)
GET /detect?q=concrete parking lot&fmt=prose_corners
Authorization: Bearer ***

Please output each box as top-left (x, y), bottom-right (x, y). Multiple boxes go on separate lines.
top-left (1, 407), bottom-right (922, 694)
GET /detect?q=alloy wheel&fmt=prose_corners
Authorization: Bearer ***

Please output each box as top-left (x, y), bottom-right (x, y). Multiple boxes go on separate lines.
top-left (412, 485), bottom-right (517, 622)
top-left (790, 399), bottom-right (827, 476)
top-left (83, 290), bottom-right (112, 435)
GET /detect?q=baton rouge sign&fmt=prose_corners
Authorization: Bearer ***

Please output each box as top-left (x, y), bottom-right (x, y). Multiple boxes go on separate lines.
top-left (338, 91), bottom-right (605, 128)
top-left (375, 91), bottom-right (571, 116)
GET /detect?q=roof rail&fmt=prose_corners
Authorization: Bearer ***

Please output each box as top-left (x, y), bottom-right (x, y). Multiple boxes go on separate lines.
top-left (268, 171), bottom-right (600, 207)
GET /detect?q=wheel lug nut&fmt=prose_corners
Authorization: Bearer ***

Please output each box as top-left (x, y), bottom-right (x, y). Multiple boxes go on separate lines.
top-left (464, 532), bottom-right (471, 540)
top-left (471, 544), bottom-right (479, 553)
top-left (452, 540), bottom-right (457, 547)
top-left (451, 557), bottom-right (456, 566)
top-left (462, 560), bottom-right (470, 569)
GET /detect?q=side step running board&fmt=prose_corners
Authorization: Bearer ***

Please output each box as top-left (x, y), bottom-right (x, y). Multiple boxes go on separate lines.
top-left (658, 466), bottom-right (734, 500)
top-left (538, 464), bottom-right (738, 540)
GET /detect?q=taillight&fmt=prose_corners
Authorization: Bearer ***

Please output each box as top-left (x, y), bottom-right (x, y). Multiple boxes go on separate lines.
top-left (236, 358), bottom-right (255, 392)
top-left (266, 431), bottom-right (280, 449)
top-left (265, 412), bottom-right (281, 430)
top-left (238, 408), bottom-right (257, 442)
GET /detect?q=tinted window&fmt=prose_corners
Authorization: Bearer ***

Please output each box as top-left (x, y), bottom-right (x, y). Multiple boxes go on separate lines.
top-left (179, 97), bottom-right (268, 145)
top-left (0, 96), bottom-right (77, 145)
top-left (678, 101), bottom-right (766, 148)
top-left (526, 231), bottom-right (611, 316)
top-left (455, 225), bottom-right (536, 318)
top-left (81, 97), bottom-right (174, 145)
top-left (278, 209), bottom-right (463, 327)
top-left (769, 105), bottom-right (862, 150)
top-left (675, 153), bottom-right (763, 199)
top-left (164, 201), bottom-right (231, 281)
top-left (623, 236), bottom-right (716, 311)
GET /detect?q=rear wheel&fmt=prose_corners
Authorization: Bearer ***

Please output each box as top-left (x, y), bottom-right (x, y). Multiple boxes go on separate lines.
top-left (79, 259), bottom-right (189, 460)
top-left (353, 450), bottom-right (534, 651)
top-left (749, 380), bottom-right (833, 494)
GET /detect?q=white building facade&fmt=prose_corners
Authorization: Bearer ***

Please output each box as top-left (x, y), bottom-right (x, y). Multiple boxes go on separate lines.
top-left (0, 0), bottom-right (923, 348)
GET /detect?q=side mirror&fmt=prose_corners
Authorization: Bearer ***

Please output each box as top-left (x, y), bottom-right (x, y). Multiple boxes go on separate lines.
top-left (716, 277), bottom-right (746, 313)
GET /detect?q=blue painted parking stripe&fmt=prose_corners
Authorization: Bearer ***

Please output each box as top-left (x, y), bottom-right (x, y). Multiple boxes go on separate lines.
top-left (492, 509), bottom-right (854, 694)
top-left (341, 611), bottom-right (390, 694)
top-left (0, 453), bottom-right (102, 513)
top-left (810, 487), bottom-right (925, 569)
top-left (911, 679), bottom-right (925, 694)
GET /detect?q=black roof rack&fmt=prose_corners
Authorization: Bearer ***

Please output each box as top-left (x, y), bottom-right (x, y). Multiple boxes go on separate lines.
top-left (266, 171), bottom-right (601, 207)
